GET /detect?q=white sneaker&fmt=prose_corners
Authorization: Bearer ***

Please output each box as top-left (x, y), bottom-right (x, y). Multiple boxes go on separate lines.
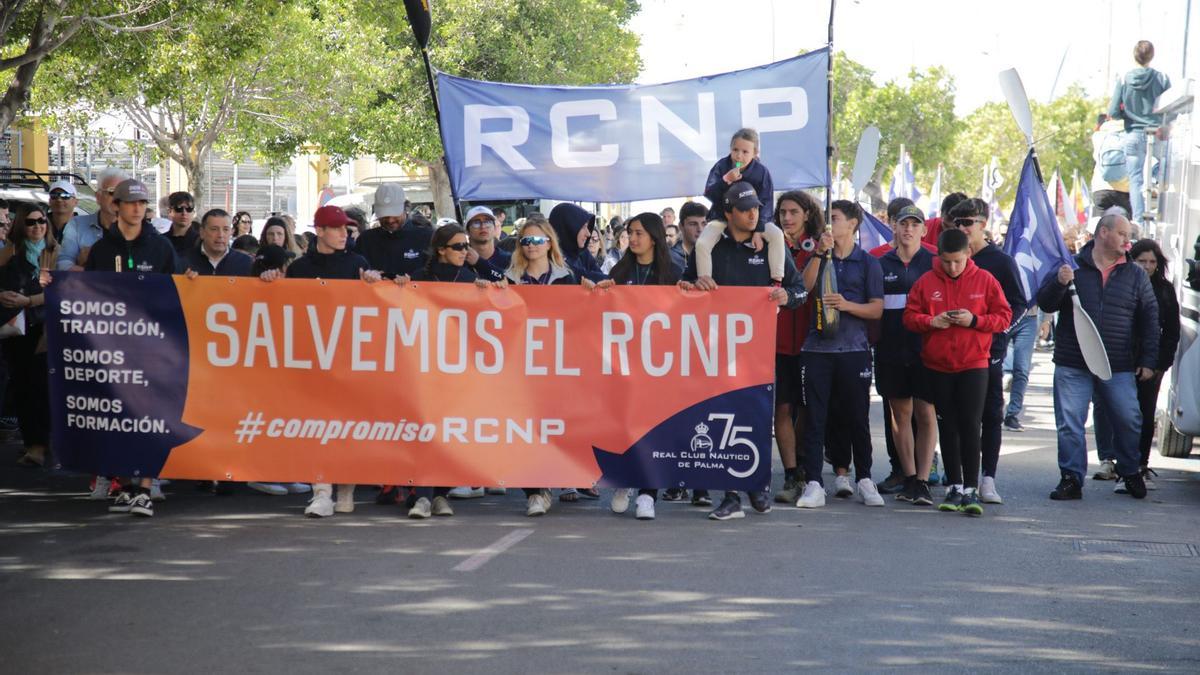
top-left (833, 474), bottom-right (853, 498)
top-left (247, 482), bottom-right (288, 496)
top-left (89, 477), bottom-right (112, 500)
top-left (526, 493), bottom-right (548, 516)
top-left (448, 486), bottom-right (485, 499)
top-left (408, 497), bottom-right (432, 519)
top-left (635, 494), bottom-right (656, 520)
top-left (335, 484), bottom-right (356, 513)
top-left (305, 485), bottom-right (334, 518)
top-left (432, 495), bottom-right (454, 516)
top-left (797, 481), bottom-right (826, 508)
top-left (979, 476), bottom-right (1003, 504)
top-left (485, 487), bottom-right (507, 495)
top-left (610, 488), bottom-right (632, 514)
top-left (286, 483), bottom-right (311, 494)
top-left (857, 478), bottom-right (885, 506)
top-left (150, 479), bottom-right (166, 502)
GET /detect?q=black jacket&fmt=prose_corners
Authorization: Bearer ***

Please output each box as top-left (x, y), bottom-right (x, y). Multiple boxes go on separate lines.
top-left (182, 246), bottom-right (254, 277)
top-left (411, 261), bottom-right (478, 283)
top-left (682, 229), bottom-right (806, 310)
top-left (703, 156), bottom-right (774, 227)
top-left (1148, 276), bottom-right (1181, 371)
top-left (166, 229), bottom-right (199, 257)
top-left (286, 248), bottom-right (370, 280)
top-left (0, 250), bottom-right (49, 327)
top-left (354, 223), bottom-right (431, 278)
top-left (470, 247), bottom-right (511, 283)
top-left (84, 223), bottom-right (178, 275)
top-left (548, 203), bottom-right (607, 282)
top-left (972, 243), bottom-right (1027, 360)
top-left (876, 246), bottom-right (934, 366)
top-left (1037, 240), bottom-right (1158, 373)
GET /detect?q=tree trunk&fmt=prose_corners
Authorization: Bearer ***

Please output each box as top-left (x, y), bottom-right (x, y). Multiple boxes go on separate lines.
top-left (0, 58), bottom-right (42, 138)
top-left (182, 152), bottom-right (208, 210)
top-left (428, 158), bottom-right (457, 221)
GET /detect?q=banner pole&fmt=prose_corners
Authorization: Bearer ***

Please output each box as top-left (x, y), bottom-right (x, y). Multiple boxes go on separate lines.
top-left (418, 49), bottom-right (464, 223)
top-left (826, 0), bottom-right (837, 214)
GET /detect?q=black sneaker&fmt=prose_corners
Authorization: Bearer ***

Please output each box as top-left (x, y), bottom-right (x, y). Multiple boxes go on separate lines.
top-left (129, 492), bottom-right (154, 517)
top-left (877, 471), bottom-right (906, 495)
top-left (708, 494), bottom-right (745, 521)
top-left (775, 476), bottom-right (802, 503)
top-left (913, 480), bottom-right (934, 506)
top-left (375, 485), bottom-right (403, 505)
top-left (1049, 473), bottom-right (1083, 500)
top-left (959, 490), bottom-right (983, 516)
top-left (896, 476), bottom-right (917, 502)
top-left (691, 490), bottom-right (712, 507)
top-left (1003, 415), bottom-right (1025, 432)
top-left (662, 488), bottom-right (688, 502)
top-left (748, 490), bottom-right (772, 513)
top-left (1116, 473), bottom-right (1147, 499)
top-left (938, 486), bottom-right (964, 512)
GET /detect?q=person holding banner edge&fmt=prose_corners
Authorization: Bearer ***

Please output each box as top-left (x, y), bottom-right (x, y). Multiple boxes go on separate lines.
top-left (680, 182), bottom-right (805, 521)
top-left (1038, 212), bottom-right (1158, 501)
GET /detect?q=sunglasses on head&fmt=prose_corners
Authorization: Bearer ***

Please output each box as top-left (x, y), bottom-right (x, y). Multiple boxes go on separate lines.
top-left (444, 242), bottom-right (470, 251)
top-left (173, 205), bottom-right (195, 213)
top-left (520, 235), bottom-right (549, 246)
top-left (953, 217), bottom-right (983, 228)
top-left (49, 191), bottom-right (73, 200)
top-left (25, 217), bottom-right (48, 226)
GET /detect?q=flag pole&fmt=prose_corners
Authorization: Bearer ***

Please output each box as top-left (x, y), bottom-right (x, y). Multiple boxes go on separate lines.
top-left (404, 0), bottom-right (463, 223)
top-left (825, 0), bottom-right (837, 214)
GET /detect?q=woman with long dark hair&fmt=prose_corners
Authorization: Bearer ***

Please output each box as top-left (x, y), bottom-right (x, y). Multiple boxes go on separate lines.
top-left (1128, 238), bottom-right (1180, 489)
top-left (232, 211), bottom-right (254, 237)
top-left (0, 207), bottom-right (57, 467)
top-left (588, 212), bottom-right (680, 520)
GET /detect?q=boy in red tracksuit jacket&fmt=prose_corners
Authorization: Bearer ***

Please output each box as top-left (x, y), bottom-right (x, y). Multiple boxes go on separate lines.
top-left (903, 229), bottom-right (1011, 517)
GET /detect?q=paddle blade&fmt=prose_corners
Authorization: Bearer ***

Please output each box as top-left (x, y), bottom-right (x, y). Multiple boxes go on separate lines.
top-left (850, 126), bottom-right (881, 196)
top-left (1070, 284), bottom-right (1112, 380)
top-left (404, 0), bottom-right (433, 49)
top-left (999, 68), bottom-right (1035, 146)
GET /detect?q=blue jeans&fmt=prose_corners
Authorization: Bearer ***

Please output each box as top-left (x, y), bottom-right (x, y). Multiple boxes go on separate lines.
top-left (1004, 314), bottom-right (1038, 418)
top-left (1123, 130), bottom-right (1149, 220)
top-left (1053, 365), bottom-right (1142, 482)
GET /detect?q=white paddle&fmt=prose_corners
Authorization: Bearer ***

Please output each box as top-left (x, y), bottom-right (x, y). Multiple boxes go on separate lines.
top-left (999, 68), bottom-right (1111, 380)
top-left (850, 125), bottom-right (881, 198)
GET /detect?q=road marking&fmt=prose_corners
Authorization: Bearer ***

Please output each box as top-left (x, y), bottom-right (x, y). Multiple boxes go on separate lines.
top-left (453, 529), bottom-right (534, 572)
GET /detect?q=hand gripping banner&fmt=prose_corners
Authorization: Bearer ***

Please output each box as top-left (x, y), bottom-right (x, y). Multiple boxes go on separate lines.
top-left (46, 273), bottom-right (777, 490)
top-left (437, 50), bottom-right (830, 202)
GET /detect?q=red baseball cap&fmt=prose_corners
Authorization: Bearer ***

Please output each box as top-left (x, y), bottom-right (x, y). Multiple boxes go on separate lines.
top-left (313, 205), bottom-right (353, 228)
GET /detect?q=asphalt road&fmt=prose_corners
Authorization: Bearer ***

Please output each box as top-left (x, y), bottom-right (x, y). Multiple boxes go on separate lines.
top-left (2, 353), bottom-right (1198, 673)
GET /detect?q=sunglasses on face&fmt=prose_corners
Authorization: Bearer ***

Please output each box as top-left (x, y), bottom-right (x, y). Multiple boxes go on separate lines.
top-left (520, 236), bottom-right (549, 246)
top-left (173, 205), bottom-right (195, 213)
top-left (25, 217), bottom-right (48, 226)
top-left (953, 217), bottom-right (984, 228)
top-left (467, 219), bottom-right (494, 229)
top-left (444, 242), bottom-right (470, 251)
top-left (49, 191), bottom-right (73, 200)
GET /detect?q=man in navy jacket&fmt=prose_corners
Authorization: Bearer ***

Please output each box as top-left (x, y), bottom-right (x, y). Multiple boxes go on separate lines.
top-left (1038, 213), bottom-right (1158, 500)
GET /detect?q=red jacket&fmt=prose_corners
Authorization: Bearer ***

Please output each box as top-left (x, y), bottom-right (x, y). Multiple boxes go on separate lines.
top-left (922, 217), bottom-right (943, 248)
top-left (902, 258), bottom-right (1012, 373)
top-left (776, 236), bottom-right (816, 355)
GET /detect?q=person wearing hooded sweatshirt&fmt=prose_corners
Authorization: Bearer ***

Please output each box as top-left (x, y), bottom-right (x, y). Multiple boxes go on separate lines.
top-left (354, 183), bottom-right (431, 279)
top-left (81, 179), bottom-right (177, 517)
top-left (260, 204), bottom-right (382, 518)
top-left (1108, 40), bottom-right (1172, 222)
top-left (548, 202), bottom-right (607, 283)
top-left (904, 228), bottom-right (1011, 517)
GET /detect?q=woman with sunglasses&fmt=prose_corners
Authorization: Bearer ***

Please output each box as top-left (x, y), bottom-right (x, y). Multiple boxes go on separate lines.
top-left (0, 208), bottom-right (57, 467)
top-left (394, 225), bottom-right (496, 519)
top-left (503, 220), bottom-right (578, 516)
top-left (587, 212), bottom-right (681, 520)
top-left (232, 211), bottom-right (254, 238)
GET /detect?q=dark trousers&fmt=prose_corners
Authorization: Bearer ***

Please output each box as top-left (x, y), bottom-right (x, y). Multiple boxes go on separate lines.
top-left (929, 368), bottom-right (989, 488)
top-left (1137, 372), bottom-right (1165, 466)
top-left (981, 359), bottom-right (1005, 478)
top-left (414, 487), bottom-right (451, 500)
top-left (882, 397), bottom-right (899, 474)
top-left (801, 351), bottom-right (873, 486)
top-left (2, 327), bottom-right (49, 448)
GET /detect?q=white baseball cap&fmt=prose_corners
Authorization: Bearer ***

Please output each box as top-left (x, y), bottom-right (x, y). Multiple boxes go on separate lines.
top-left (373, 183), bottom-right (407, 218)
top-left (464, 205), bottom-right (495, 226)
top-left (48, 179), bottom-right (77, 197)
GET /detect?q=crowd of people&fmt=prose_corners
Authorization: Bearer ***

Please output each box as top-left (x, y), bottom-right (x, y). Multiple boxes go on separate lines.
top-left (0, 113), bottom-right (1182, 525)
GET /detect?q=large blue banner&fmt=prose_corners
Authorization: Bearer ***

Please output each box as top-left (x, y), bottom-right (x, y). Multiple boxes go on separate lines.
top-left (437, 50), bottom-right (830, 202)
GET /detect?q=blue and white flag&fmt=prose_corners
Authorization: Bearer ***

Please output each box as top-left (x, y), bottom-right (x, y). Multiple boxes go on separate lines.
top-left (859, 207), bottom-right (893, 252)
top-left (926, 164), bottom-right (942, 219)
top-left (437, 51), bottom-right (829, 202)
top-left (1002, 151), bottom-right (1077, 303)
top-left (886, 147), bottom-right (921, 203)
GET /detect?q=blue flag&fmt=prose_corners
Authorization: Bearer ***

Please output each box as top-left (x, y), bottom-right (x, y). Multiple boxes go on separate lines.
top-left (1002, 151), bottom-right (1077, 302)
top-left (859, 208), bottom-right (892, 252)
